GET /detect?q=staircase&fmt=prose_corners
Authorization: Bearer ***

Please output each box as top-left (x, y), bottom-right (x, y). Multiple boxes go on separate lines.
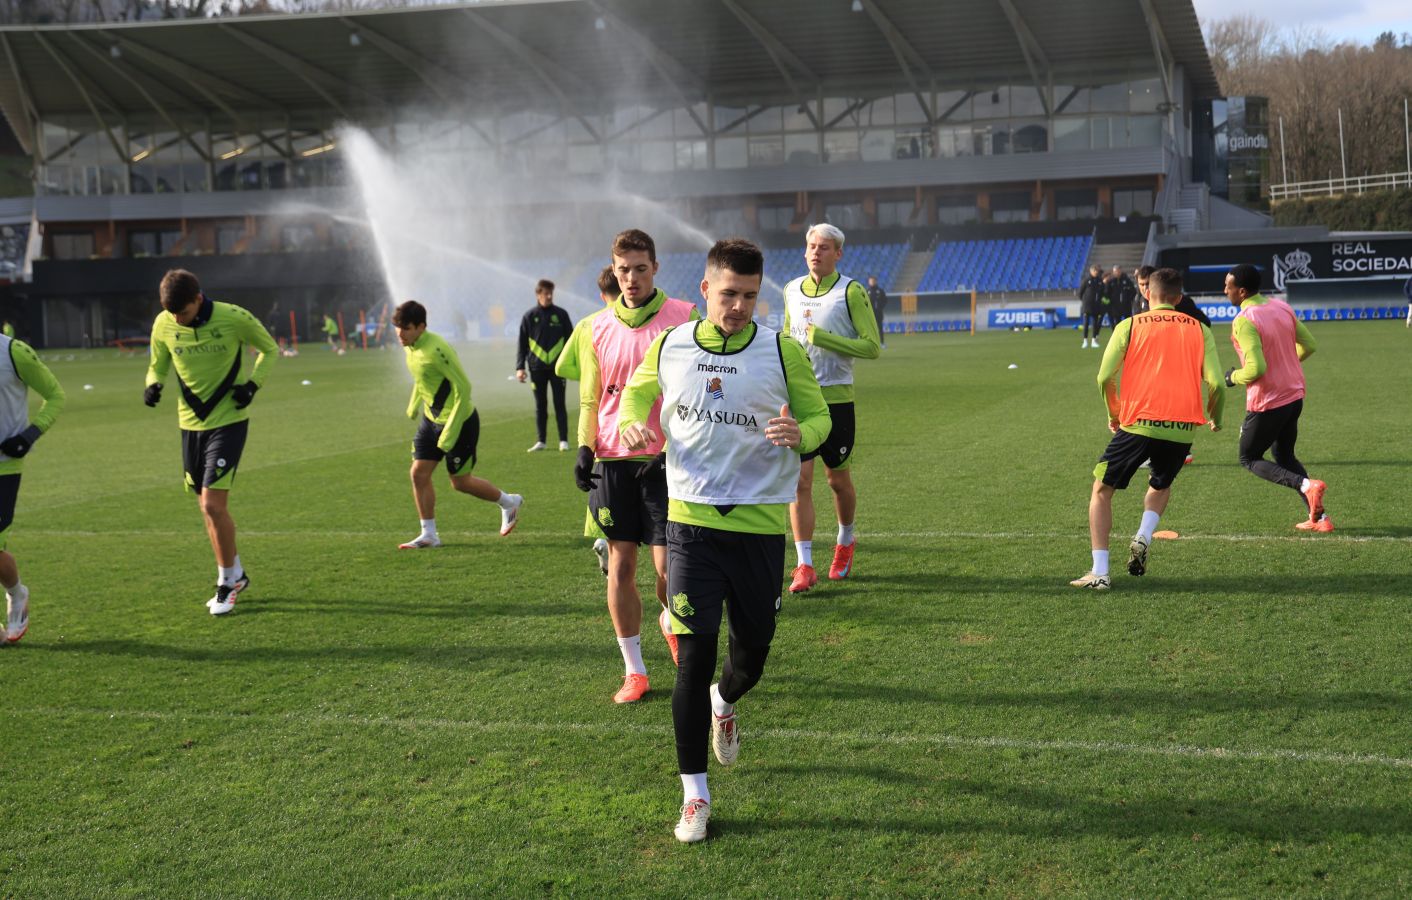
top-left (894, 250), bottom-right (933, 294)
top-left (1169, 184), bottom-right (1210, 234)
top-left (1085, 241), bottom-right (1146, 276)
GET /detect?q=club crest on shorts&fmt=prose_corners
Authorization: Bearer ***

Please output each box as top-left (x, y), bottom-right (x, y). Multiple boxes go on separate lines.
top-left (597, 507), bottom-right (614, 527)
top-left (707, 376), bottom-right (724, 400)
top-left (672, 591), bottom-right (695, 617)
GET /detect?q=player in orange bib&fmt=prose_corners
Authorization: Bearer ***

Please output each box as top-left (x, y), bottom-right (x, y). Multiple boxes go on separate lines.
top-left (1070, 268), bottom-right (1225, 590)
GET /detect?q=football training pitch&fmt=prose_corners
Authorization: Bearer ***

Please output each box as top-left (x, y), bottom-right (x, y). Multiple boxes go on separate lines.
top-left (2, 321), bottom-right (1409, 896)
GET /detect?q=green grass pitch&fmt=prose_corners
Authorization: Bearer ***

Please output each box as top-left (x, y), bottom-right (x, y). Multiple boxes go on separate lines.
top-left (1, 321), bottom-right (1409, 896)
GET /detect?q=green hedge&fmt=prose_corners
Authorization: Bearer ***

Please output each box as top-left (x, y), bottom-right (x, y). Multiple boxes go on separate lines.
top-left (1273, 189), bottom-right (1412, 231)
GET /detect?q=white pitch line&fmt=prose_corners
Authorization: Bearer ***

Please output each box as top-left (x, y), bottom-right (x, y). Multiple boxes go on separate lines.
top-left (9, 706), bottom-right (1412, 771)
top-left (17, 527), bottom-right (1412, 545)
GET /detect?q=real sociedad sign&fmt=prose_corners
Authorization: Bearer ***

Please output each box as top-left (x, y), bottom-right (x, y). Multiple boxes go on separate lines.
top-left (1162, 236), bottom-right (1412, 294)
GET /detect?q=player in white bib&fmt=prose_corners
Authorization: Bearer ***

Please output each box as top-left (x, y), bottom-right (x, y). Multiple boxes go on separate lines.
top-left (781, 224), bottom-right (881, 592)
top-left (620, 238), bottom-right (830, 843)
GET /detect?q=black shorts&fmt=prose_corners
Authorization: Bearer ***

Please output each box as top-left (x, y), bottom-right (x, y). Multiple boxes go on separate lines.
top-left (801, 401), bottom-right (856, 470)
top-left (182, 420), bottom-right (248, 494)
top-left (665, 522), bottom-right (784, 645)
top-left (0, 473), bottom-right (19, 550)
top-left (412, 411), bottom-right (479, 476)
top-left (589, 459), bottom-right (668, 545)
top-left (1094, 429), bottom-right (1191, 490)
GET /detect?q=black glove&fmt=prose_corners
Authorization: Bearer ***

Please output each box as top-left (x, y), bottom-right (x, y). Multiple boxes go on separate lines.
top-left (143, 383), bottom-right (163, 407)
top-left (635, 452), bottom-right (667, 483)
top-left (574, 446), bottom-right (600, 493)
top-left (0, 424), bottom-right (41, 459)
top-left (1223, 367), bottom-right (1236, 388)
top-left (231, 381), bottom-right (259, 409)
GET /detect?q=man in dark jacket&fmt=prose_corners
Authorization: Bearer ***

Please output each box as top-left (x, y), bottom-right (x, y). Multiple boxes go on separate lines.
top-left (1078, 265), bottom-right (1105, 348)
top-left (865, 275), bottom-right (888, 348)
top-left (1116, 267), bottom-right (1138, 320)
top-left (1136, 266), bottom-right (1211, 327)
top-left (515, 279), bottom-right (574, 452)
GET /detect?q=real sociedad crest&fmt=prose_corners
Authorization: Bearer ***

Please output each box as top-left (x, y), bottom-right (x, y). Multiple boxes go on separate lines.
top-left (1272, 249), bottom-right (1315, 291)
top-left (707, 376), bottom-right (724, 400)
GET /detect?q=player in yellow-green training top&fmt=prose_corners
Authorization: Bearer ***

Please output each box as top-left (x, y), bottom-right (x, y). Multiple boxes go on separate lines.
top-left (555, 264), bottom-right (618, 577)
top-left (619, 237), bottom-right (830, 843)
top-left (145, 269), bottom-right (277, 616)
top-left (0, 331), bottom-right (65, 643)
top-left (1070, 267), bottom-right (1224, 590)
top-left (393, 300), bottom-right (523, 549)
top-left (782, 223), bottom-right (881, 593)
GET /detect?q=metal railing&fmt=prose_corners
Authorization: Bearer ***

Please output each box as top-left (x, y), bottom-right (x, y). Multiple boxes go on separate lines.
top-left (1269, 171), bottom-right (1412, 201)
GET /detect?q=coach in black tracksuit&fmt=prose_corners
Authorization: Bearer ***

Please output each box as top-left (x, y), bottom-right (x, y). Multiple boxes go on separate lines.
top-left (1078, 265), bottom-right (1106, 345)
top-left (515, 279), bottom-right (574, 450)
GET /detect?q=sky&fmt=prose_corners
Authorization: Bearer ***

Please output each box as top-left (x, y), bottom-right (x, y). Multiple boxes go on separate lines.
top-left (1190, 0), bottom-right (1412, 44)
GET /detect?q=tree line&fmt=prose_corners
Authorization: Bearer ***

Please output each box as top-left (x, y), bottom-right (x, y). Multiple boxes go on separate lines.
top-left (1204, 16), bottom-right (1412, 186)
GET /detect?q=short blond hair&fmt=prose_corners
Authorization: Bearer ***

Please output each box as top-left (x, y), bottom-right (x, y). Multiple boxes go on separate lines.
top-left (805, 223), bottom-right (845, 250)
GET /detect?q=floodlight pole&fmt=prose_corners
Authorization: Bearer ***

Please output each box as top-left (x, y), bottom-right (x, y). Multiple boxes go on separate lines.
top-left (1404, 98), bottom-right (1410, 180)
top-left (1337, 108), bottom-right (1347, 183)
top-left (1278, 116), bottom-right (1288, 185)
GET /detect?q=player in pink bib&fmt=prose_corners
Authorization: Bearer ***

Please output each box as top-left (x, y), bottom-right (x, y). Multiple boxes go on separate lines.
top-left (570, 229), bottom-right (698, 704)
top-left (1223, 264), bottom-right (1332, 532)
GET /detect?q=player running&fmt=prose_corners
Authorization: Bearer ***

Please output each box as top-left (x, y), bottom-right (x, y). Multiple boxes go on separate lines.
top-left (1070, 268), bottom-right (1224, 590)
top-left (145, 269), bottom-right (277, 615)
top-left (556, 265), bottom-right (619, 577)
top-left (394, 301), bottom-right (522, 548)
top-left (569, 230), bottom-right (697, 704)
top-left (0, 333), bottom-right (64, 642)
top-left (619, 237), bottom-right (830, 843)
top-left (782, 223), bottom-right (880, 592)
top-left (1223, 264), bottom-right (1331, 531)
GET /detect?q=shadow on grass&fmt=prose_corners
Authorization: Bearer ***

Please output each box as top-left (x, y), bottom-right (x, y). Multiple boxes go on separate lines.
top-left (832, 572), bottom-right (1412, 598)
top-left (775, 675), bottom-right (1412, 715)
top-left (37, 637), bottom-right (575, 667)
top-left (223, 596), bottom-right (596, 620)
top-left (713, 774), bottom-right (1412, 840)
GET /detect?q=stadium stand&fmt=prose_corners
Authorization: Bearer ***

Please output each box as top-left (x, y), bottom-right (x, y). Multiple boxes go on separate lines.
top-left (650, 242), bottom-right (910, 304)
top-left (0, 223), bottom-right (28, 280)
top-left (915, 235), bottom-right (1092, 294)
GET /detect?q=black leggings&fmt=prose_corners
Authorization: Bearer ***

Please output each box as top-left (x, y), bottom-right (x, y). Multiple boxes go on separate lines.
top-left (530, 369), bottom-right (568, 443)
top-left (1082, 311), bottom-right (1103, 339)
top-left (673, 634), bottom-right (771, 774)
top-left (1239, 398), bottom-right (1308, 495)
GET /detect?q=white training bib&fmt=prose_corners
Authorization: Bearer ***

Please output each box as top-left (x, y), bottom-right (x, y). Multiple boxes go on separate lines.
top-left (657, 324), bottom-right (800, 506)
top-left (784, 274), bottom-right (858, 387)
top-left (0, 335), bottom-right (29, 460)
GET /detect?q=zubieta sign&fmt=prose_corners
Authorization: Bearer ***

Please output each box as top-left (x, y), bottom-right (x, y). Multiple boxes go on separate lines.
top-left (988, 308), bottom-right (1062, 328)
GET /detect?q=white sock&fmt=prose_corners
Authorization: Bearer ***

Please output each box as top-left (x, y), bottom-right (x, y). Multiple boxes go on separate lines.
top-left (837, 522), bottom-right (855, 546)
top-left (681, 772), bottom-right (710, 805)
top-left (1300, 478), bottom-right (1311, 494)
top-left (795, 541), bottom-right (813, 567)
top-left (1091, 549), bottom-right (1110, 577)
top-left (710, 682), bottom-right (733, 717)
top-left (1138, 511), bottom-right (1160, 543)
top-left (420, 518), bottom-right (437, 537)
top-left (7, 581), bottom-right (26, 601)
top-left (217, 564), bottom-right (238, 586)
top-left (618, 635), bottom-right (646, 676)
top-left (233, 554), bottom-right (242, 576)
top-left (496, 492), bottom-right (517, 509)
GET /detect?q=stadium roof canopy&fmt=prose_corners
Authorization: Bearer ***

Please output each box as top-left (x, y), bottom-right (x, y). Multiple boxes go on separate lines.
top-left (0, 0), bottom-right (1218, 154)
